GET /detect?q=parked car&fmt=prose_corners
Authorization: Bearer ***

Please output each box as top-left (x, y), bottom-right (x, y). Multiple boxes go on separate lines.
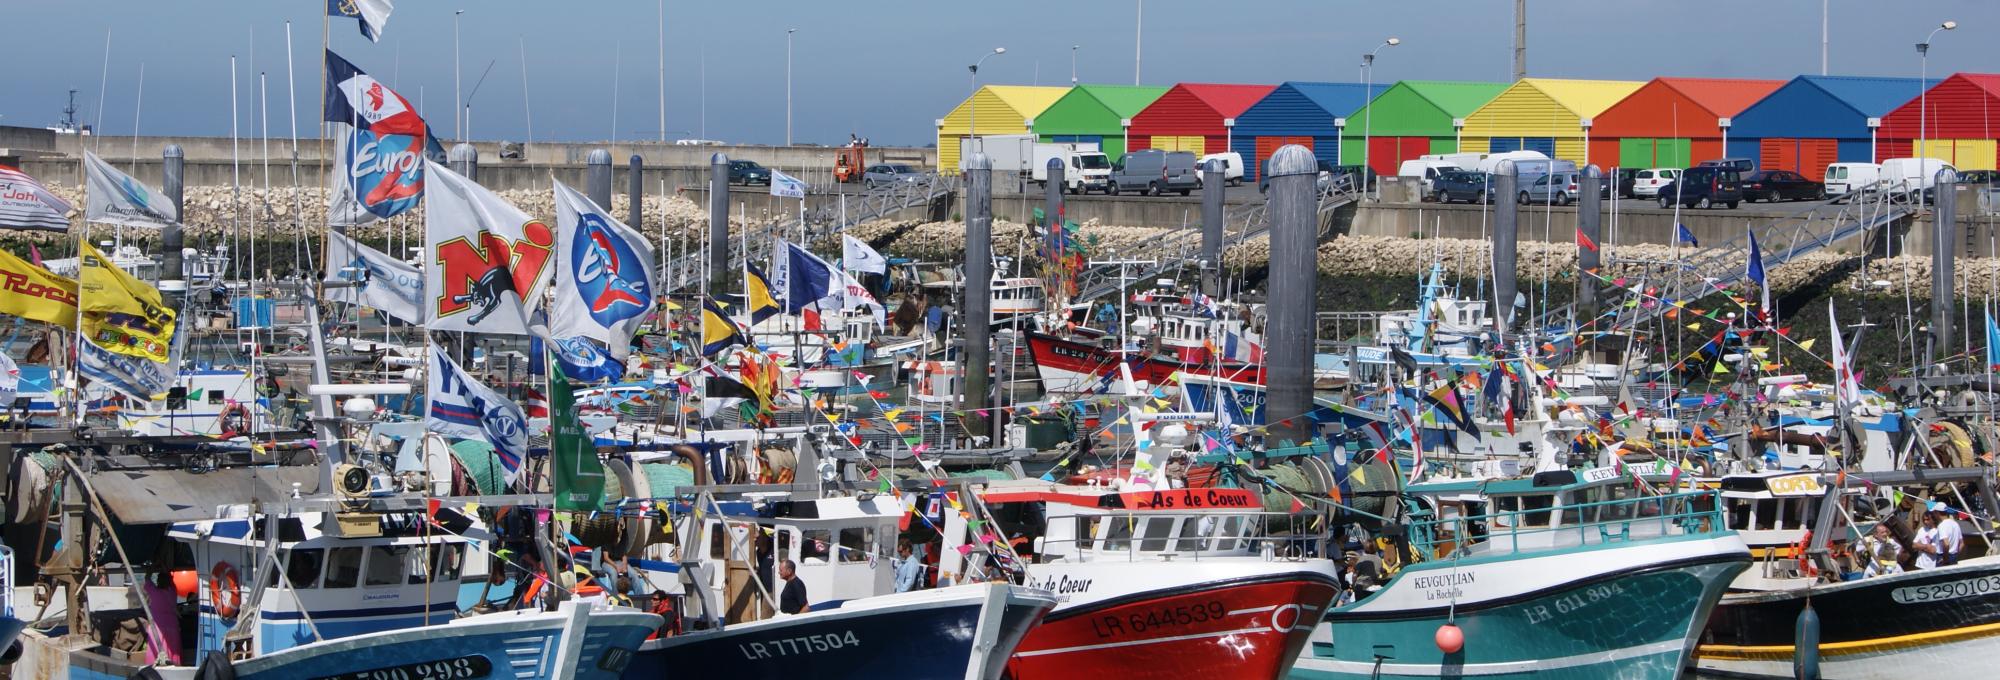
top-left (1878, 157), bottom-right (1956, 202)
top-left (1109, 149), bottom-right (1200, 196)
top-left (1261, 161), bottom-right (1374, 194)
top-left (862, 164), bottom-right (927, 187)
top-left (1741, 170), bottom-right (1824, 202)
top-left (1698, 158), bottom-right (1755, 173)
top-left (1631, 168), bottom-right (1681, 197)
top-left (1432, 170), bottom-right (1491, 204)
top-left (1656, 166), bottom-right (1743, 209)
top-left (1612, 168), bottom-right (1641, 198)
top-left (1398, 159), bottom-right (1464, 196)
top-left (1956, 169), bottom-right (2000, 186)
top-left (1519, 171), bottom-right (1580, 205)
top-left (728, 159), bottom-right (771, 185)
top-left (1196, 152), bottom-right (1245, 186)
top-left (1823, 163), bottom-right (1880, 197)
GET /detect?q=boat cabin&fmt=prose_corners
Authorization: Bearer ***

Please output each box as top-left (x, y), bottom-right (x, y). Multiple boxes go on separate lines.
top-left (681, 495), bottom-right (903, 625)
top-left (1715, 472), bottom-right (1833, 556)
top-left (945, 482), bottom-right (1297, 582)
top-left (1407, 465), bottom-right (1710, 558)
top-left (167, 509), bottom-right (477, 666)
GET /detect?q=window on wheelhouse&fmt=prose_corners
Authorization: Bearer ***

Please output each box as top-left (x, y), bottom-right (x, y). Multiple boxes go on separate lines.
top-left (801, 529), bottom-right (832, 563)
top-left (1171, 516), bottom-right (1210, 552)
top-left (429, 544), bottom-right (465, 582)
top-left (1139, 517), bottom-right (1176, 552)
top-left (281, 548), bottom-right (324, 589)
top-left (839, 527), bottom-right (873, 563)
top-left (365, 546), bottom-right (407, 586)
top-left (1099, 517), bottom-right (1133, 552)
top-left (323, 547), bottom-right (363, 588)
top-left (1519, 494), bottom-right (1554, 527)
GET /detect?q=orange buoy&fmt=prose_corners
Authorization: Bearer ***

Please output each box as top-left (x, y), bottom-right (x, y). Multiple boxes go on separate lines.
top-left (171, 569), bottom-right (199, 598)
top-left (208, 562), bottom-right (242, 618)
top-left (1435, 623), bottom-right (1465, 654)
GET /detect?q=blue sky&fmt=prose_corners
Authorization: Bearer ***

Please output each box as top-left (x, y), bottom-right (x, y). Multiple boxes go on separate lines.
top-left (4, 1), bottom-right (1997, 146)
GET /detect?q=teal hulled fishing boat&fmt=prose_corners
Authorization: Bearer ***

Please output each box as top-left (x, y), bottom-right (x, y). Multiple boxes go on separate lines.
top-left (1290, 469), bottom-right (1751, 679)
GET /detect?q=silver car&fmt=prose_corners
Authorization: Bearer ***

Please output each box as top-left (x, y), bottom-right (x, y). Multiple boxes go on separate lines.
top-left (863, 164), bottom-right (927, 187)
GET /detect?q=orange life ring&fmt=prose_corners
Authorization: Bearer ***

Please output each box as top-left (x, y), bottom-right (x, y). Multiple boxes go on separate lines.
top-left (209, 562), bottom-right (242, 618)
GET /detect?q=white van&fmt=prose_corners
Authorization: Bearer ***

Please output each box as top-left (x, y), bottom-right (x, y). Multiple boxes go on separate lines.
top-left (1398, 159), bottom-right (1463, 194)
top-left (1877, 157), bottom-right (1955, 198)
top-left (1474, 150), bottom-right (1552, 174)
top-left (1420, 152), bottom-right (1486, 170)
top-left (1823, 163), bottom-right (1881, 197)
top-left (1196, 152), bottom-right (1244, 186)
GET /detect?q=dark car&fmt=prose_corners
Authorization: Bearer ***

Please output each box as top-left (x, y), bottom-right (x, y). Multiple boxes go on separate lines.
top-left (1260, 161), bottom-right (1374, 194)
top-left (1698, 158), bottom-right (1755, 173)
top-left (1656, 166), bottom-right (1743, 209)
top-left (1741, 170), bottom-right (1824, 202)
top-left (729, 160), bottom-right (771, 186)
top-left (1432, 170), bottom-right (1491, 204)
top-left (1956, 169), bottom-right (2000, 186)
top-left (1613, 168), bottom-right (1641, 198)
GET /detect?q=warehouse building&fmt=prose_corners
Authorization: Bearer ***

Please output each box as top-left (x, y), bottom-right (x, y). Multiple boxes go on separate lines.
top-left (1337, 80), bottom-right (1507, 177)
top-left (1876, 73), bottom-right (2000, 171)
top-left (1229, 82), bottom-right (1387, 182)
top-left (1590, 77), bottom-right (1783, 170)
top-left (1031, 84), bottom-right (1168, 162)
top-left (1127, 83), bottom-right (1274, 155)
top-left (1725, 75), bottom-right (1930, 173)
top-left (936, 85), bottom-right (1071, 173)
top-left (1458, 78), bottom-right (1644, 164)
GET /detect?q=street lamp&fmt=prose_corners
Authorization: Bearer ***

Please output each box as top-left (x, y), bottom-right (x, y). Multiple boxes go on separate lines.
top-left (1453, 117), bottom-right (1465, 151)
top-left (1867, 117), bottom-right (1882, 162)
top-left (969, 47), bottom-right (1006, 155)
top-left (1072, 45), bottom-right (1080, 84)
top-left (1361, 37), bottom-right (1399, 197)
top-left (1918, 20), bottom-right (1954, 212)
top-left (1121, 117), bottom-right (1132, 159)
top-left (1717, 117), bottom-right (1731, 160)
top-left (454, 10), bottom-right (464, 139)
top-left (1581, 118), bottom-right (1593, 166)
top-left (1223, 118), bottom-right (1235, 156)
top-left (786, 28), bottom-right (796, 146)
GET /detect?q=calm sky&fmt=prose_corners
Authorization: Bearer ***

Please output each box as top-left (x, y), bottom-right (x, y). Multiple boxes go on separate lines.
top-left (4, 1), bottom-right (1997, 147)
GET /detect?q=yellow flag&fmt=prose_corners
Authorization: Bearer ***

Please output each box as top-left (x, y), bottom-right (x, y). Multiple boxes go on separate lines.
top-left (1798, 338), bottom-right (1817, 351)
top-left (0, 248), bottom-right (78, 327)
top-left (77, 243), bottom-right (175, 363)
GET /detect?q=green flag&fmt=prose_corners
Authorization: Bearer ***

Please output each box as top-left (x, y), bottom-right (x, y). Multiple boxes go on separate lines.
top-left (550, 364), bottom-right (606, 512)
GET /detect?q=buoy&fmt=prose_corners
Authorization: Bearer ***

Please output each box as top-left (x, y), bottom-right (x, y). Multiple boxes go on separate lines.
top-left (1435, 622), bottom-right (1465, 654)
top-left (171, 569), bottom-right (199, 598)
top-left (1794, 601), bottom-right (1821, 680)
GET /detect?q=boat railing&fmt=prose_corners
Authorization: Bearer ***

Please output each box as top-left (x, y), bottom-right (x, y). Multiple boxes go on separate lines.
top-left (1035, 512), bottom-right (1332, 565)
top-left (2, 544), bottom-right (12, 618)
top-left (1410, 490), bottom-right (1724, 561)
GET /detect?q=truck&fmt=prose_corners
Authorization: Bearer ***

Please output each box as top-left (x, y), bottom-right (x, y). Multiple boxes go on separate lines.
top-left (960, 135), bottom-right (1111, 193)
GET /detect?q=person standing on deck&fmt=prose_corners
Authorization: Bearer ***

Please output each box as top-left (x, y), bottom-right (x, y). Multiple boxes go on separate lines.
top-left (1912, 513), bottom-right (1945, 570)
top-left (778, 559), bottom-right (809, 614)
top-left (1931, 502), bottom-right (1965, 567)
top-left (1861, 523), bottom-right (1903, 577)
top-left (893, 540), bottom-right (925, 592)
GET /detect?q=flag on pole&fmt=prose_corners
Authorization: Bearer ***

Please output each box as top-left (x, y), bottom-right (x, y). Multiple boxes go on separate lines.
top-left (769, 169), bottom-right (808, 199)
top-left (534, 334), bottom-right (625, 384)
top-left (1676, 223), bottom-right (1699, 248)
top-left (77, 242), bottom-right (176, 363)
top-left (1829, 299), bottom-right (1860, 406)
top-left (427, 347), bottom-right (529, 485)
top-left (1575, 225), bottom-right (1598, 252)
top-left (842, 235), bottom-right (888, 275)
top-left (324, 50), bottom-right (436, 225)
top-left (701, 372), bottom-right (758, 419)
top-left (551, 180), bottom-right (657, 358)
top-left (324, 231), bottom-right (423, 324)
top-left (770, 240), bottom-right (834, 313)
top-left (745, 263), bottom-right (781, 324)
top-left (701, 299), bottom-right (748, 357)
top-left (1746, 229), bottom-right (1770, 322)
top-left (83, 151), bottom-right (177, 229)
top-left (0, 248), bottom-right (77, 327)
top-left (326, 0), bottom-right (394, 42)
top-left (522, 386), bottom-right (550, 418)
top-left (423, 163), bottom-right (555, 335)
top-left (1988, 306), bottom-right (2000, 371)
top-left (549, 363), bottom-right (605, 512)
top-left (0, 165), bottom-right (73, 232)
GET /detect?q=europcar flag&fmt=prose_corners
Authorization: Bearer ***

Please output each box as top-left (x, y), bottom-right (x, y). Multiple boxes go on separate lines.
top-left (326, 0), bottom-right (393, 42)
top-left (324, 231), bottom-right (422, 324)
top-left (0, 165), bottom-right (74, 232)
top-left (0, 247), bottom-right (78, 327)
top-left (83, 151), bottom-right (177, 229)
top-left (424, 164), bottom-right (554, 335)
top-left (427, 347), bottom-right (528, 485)
top-left (552, 181), bottom-right (656, 358)
top-left (325, 50), bottom-right (435, 226)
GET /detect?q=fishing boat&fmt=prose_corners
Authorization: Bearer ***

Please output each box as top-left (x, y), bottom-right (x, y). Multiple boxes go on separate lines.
top-left (949, 480), bottom-right (1342, 680)
top-left (627, 492), bottom-right (1056, 679)
top-left (1289, 468), bottom-right (1752, 679)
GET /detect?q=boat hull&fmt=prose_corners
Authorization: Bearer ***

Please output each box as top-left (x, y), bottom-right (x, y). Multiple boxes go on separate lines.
top-left (1006, 572), bottom-right (1339, 680)
top-left (1290, 536), bottom-right (1749, 680)
top-left (1693, 557), bottom-right (2000, 678)
top-left (1024, 332), bottom-right (1261, 395)
top-left (627, 584), bottom-right (1053, 680)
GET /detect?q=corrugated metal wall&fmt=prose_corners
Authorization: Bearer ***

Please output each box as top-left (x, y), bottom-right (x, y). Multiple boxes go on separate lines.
top-left (1461, 137), bottom-right (1490, 154)
top-left (1878, 75), bottom-right (2000, 140)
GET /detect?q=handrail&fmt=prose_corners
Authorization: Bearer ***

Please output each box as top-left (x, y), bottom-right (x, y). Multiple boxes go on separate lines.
top-left (2, 544), bottom-right (12, 618)
top-left (1409, 490), bottom-right (1724, 560)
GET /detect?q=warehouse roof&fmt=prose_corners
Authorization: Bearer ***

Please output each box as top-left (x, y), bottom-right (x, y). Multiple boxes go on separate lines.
top-left (1397, 81), bottom-right (1512, 117)
top-left (938, 85), bottom-right (1072, 136)
top-left (1652, 78), bottom-right (1786, 117)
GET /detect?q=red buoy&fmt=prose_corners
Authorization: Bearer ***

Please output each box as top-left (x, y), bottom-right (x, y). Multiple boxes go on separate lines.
top-left (1435, 623), bottom-right (1465, 654)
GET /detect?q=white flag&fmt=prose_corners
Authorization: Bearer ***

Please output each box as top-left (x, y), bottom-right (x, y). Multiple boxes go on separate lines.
top-left (427, 347), bottom-right (528, 485)
top-left (770, 169), bottom-right (808, 199)
top-left (0, 165), bottom-right (74, 232)
top-left (1828, 299), bottom-right (1859, 407)
top-left (842, 235), bottom-right (888, 275)
top-left (823, 269), bottom-right (885, 329)
top-left (551, 181), bottom-right (657, 358)
top-left (324, 231), bottom-right (423, 324)
top-left (83, 151), bottom-right (177, 229)
top-left (332, 0), bottom-right (395, 42)
top-left (423, 164), bottom-right (554, 335)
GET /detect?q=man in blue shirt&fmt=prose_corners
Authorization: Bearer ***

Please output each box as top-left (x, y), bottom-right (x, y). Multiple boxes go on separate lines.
top-left (893, 540), bottom-right (925, 592)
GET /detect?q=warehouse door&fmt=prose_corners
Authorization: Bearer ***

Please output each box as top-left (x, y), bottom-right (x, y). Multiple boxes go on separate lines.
top-left (1799, 139), bottom-right (1840, 177)
top-left (1149, 136), bottom-right (1204, 153)
top-left (1760, 138), bottom-right (1800, 173)
top-left (1522, 137), bottom-right (1556, 157)
top-left (1254, 136), bottom-right (1314, 179)
top-left (1489, 137), bottom-right (1523, 153)
top-left (1618, 138), bottom-right (1656, 168)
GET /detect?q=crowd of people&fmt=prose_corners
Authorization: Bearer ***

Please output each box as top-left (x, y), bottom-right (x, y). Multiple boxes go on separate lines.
top-left (1855, 499), bottom-right (1966, 577)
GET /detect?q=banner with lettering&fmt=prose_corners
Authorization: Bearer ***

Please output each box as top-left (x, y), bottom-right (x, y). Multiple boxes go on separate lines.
top-left (0, 247), bottom-right (77, 327)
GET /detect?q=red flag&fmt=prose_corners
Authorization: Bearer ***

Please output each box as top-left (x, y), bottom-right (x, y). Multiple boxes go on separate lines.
top-left (1576, 226), bottom-right (1599, 252)
top-left (522, 386), bottom-right (550, 418)
top-left (1504, 406), bottom-right (1516, 435)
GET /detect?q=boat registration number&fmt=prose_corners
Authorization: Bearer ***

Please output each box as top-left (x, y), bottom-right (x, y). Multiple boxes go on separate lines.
top-left (1092, 601), bottom-right (1228, 638)
top-left (739, 631), bottom-right (863, 659)
top-left (1891, 574), bottom-right (2000, 604)
top-left (312, 655), bottom-right (493, 680)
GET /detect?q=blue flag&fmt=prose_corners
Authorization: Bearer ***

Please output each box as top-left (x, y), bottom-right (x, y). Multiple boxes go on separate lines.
top-left (324, 50), bottom-right (442, 225)
top-left (771, 240), bottom-right (834, 313)
top-left (1676, 223), bottom-right (1698, 247)
top-left (1987, 307), bottom-right (2000, 370)
top-left (1747, 229), bottom-right (1770, 321)
top-left (326, 0), bottom-right (393, 42)
top-left (547, 336), bottom-right (626, 384)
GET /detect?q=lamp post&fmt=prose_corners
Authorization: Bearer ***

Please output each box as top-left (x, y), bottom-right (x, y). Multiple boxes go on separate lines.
top-left (1868, 117), bottom-right (1881, 162)
top-left (1121, 117), bottom-right (1132, 159)
top-left (1361, 37), bottom-right (1400, 197)
top-left (1581, 118), bottom-right (1593, 166)
top-left (454, 10), bottom-right (464, 139)
top-left (1918, 20), bottom-right (1955, 213)
top-left (1334, 118), bottom-right (1347, 169)
top-left (1223, 118), bottom-right (1235, 157)
top-left (786, 28), bottom-right (796, 146)
top-left (1453, 117), bottom-right (1465, 152)
top-left (1071, 45), bottom-right (1079, 84)
top-left (969, 47), bottom-right (1007, 155)
top-left (1717, 117), bottom-right (1731, 161)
